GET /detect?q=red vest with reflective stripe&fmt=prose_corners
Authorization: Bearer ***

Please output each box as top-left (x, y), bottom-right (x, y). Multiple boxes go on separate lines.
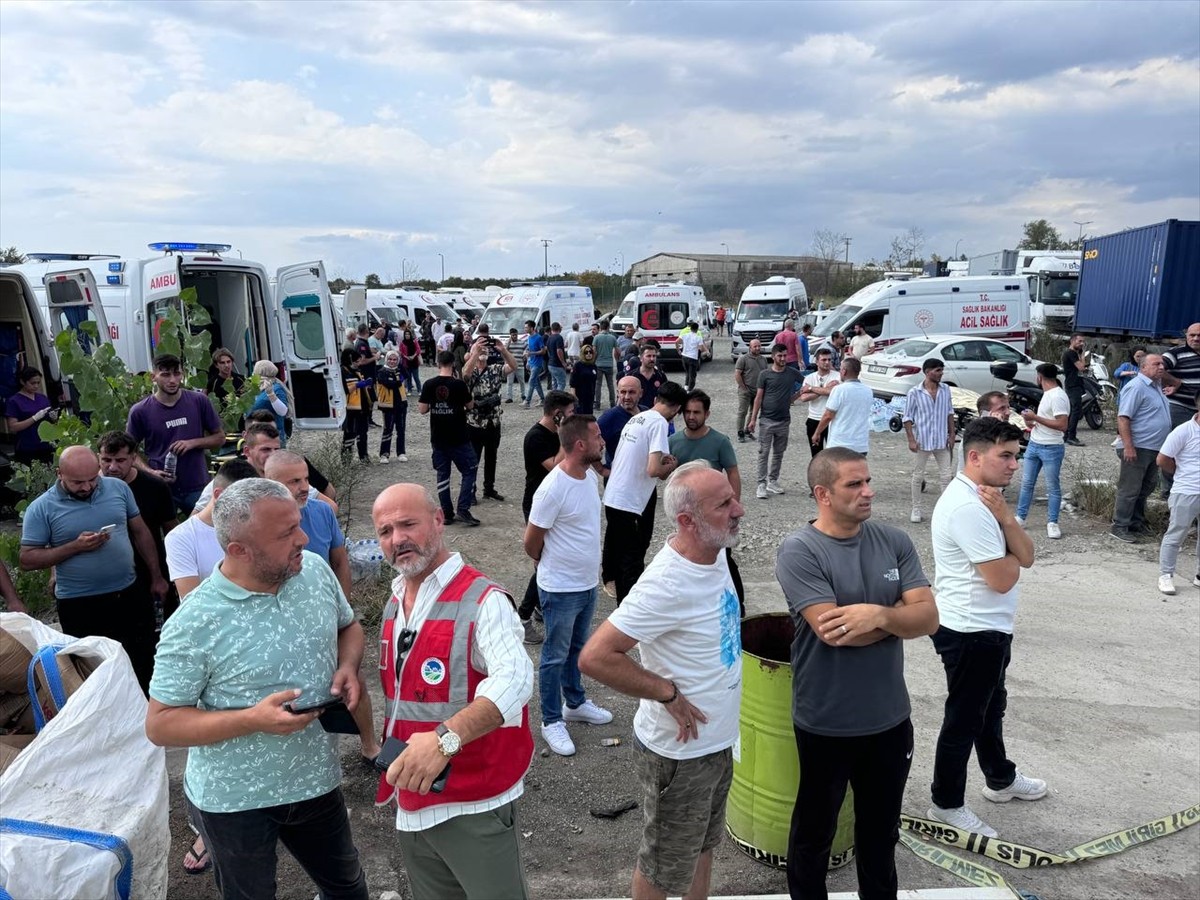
top-left (375, 565), bottom-right (533, 811)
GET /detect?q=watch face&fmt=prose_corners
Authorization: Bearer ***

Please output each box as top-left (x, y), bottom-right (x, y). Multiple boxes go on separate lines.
top-left (440, 731), bottom-right (462, 755)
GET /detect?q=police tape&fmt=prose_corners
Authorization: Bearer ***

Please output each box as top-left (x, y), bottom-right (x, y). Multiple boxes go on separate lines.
top-left (899, 804), bottom-right (1200, 870)
top-left (898, 831), bottom-right (1017, 893)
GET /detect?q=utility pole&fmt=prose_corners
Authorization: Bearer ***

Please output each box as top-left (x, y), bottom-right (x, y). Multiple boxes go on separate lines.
top-left (843, 237), bottom-right (852, 263)
top-left (540, 239), bottom-right (552, 280)
top-left (437, 252), bottom-right (445, 283)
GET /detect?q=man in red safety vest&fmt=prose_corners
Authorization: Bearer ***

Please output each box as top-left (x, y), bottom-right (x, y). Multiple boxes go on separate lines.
top-left (372, 483), bottom-right (534, 899)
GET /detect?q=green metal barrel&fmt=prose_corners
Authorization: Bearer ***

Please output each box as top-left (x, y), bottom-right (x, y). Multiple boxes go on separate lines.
top-left (726, 612), bottom-right (855, 870)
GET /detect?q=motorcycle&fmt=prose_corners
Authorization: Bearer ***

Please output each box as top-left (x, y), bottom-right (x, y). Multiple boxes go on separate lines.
top-left (1087, 352), bottom-right (1119, 404)
top-left (989, 362), bottom-right (1105, 430)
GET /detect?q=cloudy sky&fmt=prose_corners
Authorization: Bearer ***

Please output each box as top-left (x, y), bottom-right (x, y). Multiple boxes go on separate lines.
top-left (1, 0), bottom-right (1197, 281)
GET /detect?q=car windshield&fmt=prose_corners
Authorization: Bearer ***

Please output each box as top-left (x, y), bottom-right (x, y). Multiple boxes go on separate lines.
top-left (885, 339), bottom-right (937, 358)
top-left (481, 306), bottom-right (538, 335)
top-left (737, 300), bottom-right (788, 322)
top-left (811, 304), bottom-right (861, 337)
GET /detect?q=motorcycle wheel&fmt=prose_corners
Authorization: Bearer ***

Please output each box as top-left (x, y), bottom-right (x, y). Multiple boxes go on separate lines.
top-left (1085, 404), bottom-right (1104, 430)
top-left (1099, 384), bottom-right (1116, 403)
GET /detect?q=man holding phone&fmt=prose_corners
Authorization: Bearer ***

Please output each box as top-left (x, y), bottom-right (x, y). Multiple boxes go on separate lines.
top-left (371, 483), bottom-right (534, 900)
top-left (146, 478), bottom-right (369, 900)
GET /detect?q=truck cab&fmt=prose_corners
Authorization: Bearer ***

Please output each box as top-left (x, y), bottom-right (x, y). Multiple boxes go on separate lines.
top-left (1016, 252), bottom-right (1080, 334)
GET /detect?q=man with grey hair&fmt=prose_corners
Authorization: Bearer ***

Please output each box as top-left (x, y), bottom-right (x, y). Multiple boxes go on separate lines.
top-left (147, 478), bottom-right (369, 899)
top-left (581, 462), bottom-right (745, 900)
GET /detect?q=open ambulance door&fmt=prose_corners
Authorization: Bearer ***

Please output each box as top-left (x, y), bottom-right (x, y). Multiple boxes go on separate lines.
top-left (143, 254), bottom-right (185, 360)
top-left (276, 262), bottom-right (344, 430)
top-left (43, 269), bottom-right (113, 358)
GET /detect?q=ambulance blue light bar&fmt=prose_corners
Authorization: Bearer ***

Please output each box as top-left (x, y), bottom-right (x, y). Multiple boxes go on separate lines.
top-left (148, 242), bottom-right (232, 253)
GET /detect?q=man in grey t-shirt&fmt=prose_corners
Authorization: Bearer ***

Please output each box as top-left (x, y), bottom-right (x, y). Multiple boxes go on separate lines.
top-left (775, 447), bottom-right (938, 900)
top-left (746, 343), bottom-right (804, 500)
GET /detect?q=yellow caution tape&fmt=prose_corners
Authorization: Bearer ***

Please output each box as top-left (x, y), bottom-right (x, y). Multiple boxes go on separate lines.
top-left (898, 832), bottom-right (1015, 892)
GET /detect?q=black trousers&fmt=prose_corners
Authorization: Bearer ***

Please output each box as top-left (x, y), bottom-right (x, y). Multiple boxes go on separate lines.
top-left (57, 582), bottom-right (156, 694)
top-left (929, 627), bottom-right (1017, 810)
top-left (806, 418), bottom-right (826, 458)
top-left (468, 422), bottom-right (502, 494)
top-left (603, 492), bottom-right (657, 603)
top-left (682, 357), bottom-right (700, 390)
top-left (788, 719), bottom-right (913, 900)
top-left (1065, 385), bottom-right (1084, 441)
top-left (341, 409), bottom-right (370, 460)
top-left (518, 503), bottom-right (543, 619)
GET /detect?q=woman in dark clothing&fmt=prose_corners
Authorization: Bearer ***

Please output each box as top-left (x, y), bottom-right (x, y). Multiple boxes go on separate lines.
top-left (401, 328), bottom-right (422, 393)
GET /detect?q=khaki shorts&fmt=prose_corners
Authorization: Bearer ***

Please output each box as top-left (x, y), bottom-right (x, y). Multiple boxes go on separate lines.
top-left (633, 737), bottom-right (734, 894)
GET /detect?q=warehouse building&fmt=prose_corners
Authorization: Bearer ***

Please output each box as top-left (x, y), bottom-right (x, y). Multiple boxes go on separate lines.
top-left (629, 252), bottom-right (851, 301)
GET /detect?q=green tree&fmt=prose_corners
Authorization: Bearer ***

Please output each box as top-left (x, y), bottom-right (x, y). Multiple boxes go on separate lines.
top-left (1018, 219), bottom-right (1065, 249)
top-left (364, 273), bottom-right (383, 288)
top-left (0, 246), bottom-right (25, 264)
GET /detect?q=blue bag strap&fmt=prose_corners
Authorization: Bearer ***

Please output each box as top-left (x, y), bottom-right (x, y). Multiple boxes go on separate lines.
top-left (0, 817), bottom-right (133, 900)
top-left (25, 644), bottom-right (70, 733)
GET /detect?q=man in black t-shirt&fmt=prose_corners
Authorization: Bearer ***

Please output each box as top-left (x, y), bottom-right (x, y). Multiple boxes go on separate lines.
top-left (517, 390), bottom-right (576, 642)
top-left (418, 351), bottom-right (480, 526)
top-left (1060, 333), bottom-right (1087, 446)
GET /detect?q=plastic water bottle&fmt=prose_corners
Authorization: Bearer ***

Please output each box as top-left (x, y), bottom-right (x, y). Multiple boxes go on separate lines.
top-left (163, 451), bottom-right (178, 481)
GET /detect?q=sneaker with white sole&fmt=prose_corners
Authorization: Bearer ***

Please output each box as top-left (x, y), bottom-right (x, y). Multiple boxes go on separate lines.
top-left (1014, 516), bottom-right (1025, 527)
top-left (1046, 523), bottom-right (1061, 539)
top-left (982, 770), bottom-right (1048, 803)
top-left (398, 454), bottom-right (408, 462)
top-left (563, 699), bottom-right (614, 725)
top-left (541, 721), bottom-right (576, 756)
top-left (927, 804), bottom-right (998, 838)
top-left (756, 483), bottom-right (769, 500)
top-left (766, 480), bottom-right (786, 495)
top-left (1159, 574), bottom-right (1177, 595)
top-left (910, 509), bottom-right (922, 523)
top-left (379, 455), bottom-right (392, 464)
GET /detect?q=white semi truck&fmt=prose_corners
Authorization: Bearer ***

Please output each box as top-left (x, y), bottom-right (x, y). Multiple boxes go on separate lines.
top-left (968, 248), bottom-right (1080, 333)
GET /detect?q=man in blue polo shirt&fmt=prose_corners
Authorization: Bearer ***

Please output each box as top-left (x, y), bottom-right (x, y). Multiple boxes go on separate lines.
top-left (598, 376), bottom-right (643, 473)
top-left (146, 478), bottom-right (369, 899)
top-left (20, 445), bottom-right (169, 692)
top-left (523, 320), bottom-right (547, 408)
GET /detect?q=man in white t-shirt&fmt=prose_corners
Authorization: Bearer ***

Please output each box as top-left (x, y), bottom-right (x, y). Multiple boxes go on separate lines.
top-left (849, 323), bottom-right (874, 360)
top-left (602, 381), bottom-right (686, 602)
top-left (564, 322), bottom-right (584, 363)
top-left (524, 415), bottom-right (614, 757)
top-left (813, 357), bottom-right (873, 454)
top-left (1014, 363), bottom-right (1071, 539)
top-left (166, 458), bottom-right (257, 599)
top-left (799, 347), bottom-right (839, 458)
top-left (581, 462), bottom-right (744, 900)
top-left (676, 322), bottom-right (708, 391)
top-left (929, 417), bottom-right (1042, 840)
top-left (1156, 391), bottom-right (1200, 595)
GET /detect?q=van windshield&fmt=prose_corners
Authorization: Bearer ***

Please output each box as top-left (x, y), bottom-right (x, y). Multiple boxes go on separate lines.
top-left (427, 302), bottom-right (456, 323)
top-left (737, 300), bottom-right (788, 322)
top-left (639, 301), bottom-right (690, 331)
top-left (614, 300), bottom-right (635, 320)
top-left (481, 306), bottom-right (537, 335)
top-left (371, 306), bottom-right (402, 325)
top-left (812, 305), bottom-right (861, 338)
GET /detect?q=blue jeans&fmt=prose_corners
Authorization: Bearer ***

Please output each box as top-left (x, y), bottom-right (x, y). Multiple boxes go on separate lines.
top-left (432, 443), bottom-right (477, 516)
top-left (549, 365), bottom-right (567, 392)
top-left (405, 368), bottom-right (421, 393)
top-left (525, 368), bottom-right (546, 405)
top-left (1016, 440), bottom-right (1064, 524)
top-left (537, 586), bottom-right (597, 725)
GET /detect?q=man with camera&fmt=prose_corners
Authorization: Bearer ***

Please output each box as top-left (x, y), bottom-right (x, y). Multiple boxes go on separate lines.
top-left (463, 324), bottom-right (517, 505)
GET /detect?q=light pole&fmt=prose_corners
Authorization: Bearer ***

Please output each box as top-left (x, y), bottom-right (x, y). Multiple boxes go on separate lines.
top-left (401, 257), bottom-right (408, 284)
top-left (437, 252), bottom-right (445, 283)
top-left (540, 238), bottom-right (552, 280)
top-left (1074, 221), bottom-right (1093, 246)
top-left (843, 237), bottom-right (852, 263)
top-left (954, 238), bottom-right (963, 260)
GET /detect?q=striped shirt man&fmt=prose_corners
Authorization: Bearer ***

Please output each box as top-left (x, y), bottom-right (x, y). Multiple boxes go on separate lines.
top-left (903, 382), bottom-right (953, 451)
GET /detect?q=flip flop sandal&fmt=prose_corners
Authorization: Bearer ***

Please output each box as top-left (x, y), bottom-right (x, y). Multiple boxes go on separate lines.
top-left (183, 828), bottom-right (212, 875)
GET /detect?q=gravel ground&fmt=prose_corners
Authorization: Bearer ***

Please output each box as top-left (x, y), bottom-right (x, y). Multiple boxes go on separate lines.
top-left (163, 337), bottom-right (1199, 900)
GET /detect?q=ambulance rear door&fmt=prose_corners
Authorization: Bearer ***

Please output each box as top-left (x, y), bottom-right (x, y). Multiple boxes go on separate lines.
top-left (276, 261), bottom-right (344, 429)
top-left (142, 254), bottom-right (184, 358)
top-left (42, 268), bottom-right (114, 357)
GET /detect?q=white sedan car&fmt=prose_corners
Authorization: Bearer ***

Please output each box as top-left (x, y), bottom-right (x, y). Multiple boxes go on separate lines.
top-left (859, 335), bottom-right (1042, 399)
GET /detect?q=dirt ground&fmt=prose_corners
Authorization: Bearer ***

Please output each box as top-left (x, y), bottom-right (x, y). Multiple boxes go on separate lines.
top-left (163, 338), bottom-right (1199, 900)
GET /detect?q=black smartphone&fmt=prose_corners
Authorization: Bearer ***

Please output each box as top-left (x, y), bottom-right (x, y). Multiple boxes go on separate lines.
top-left (373, 736), bottom-right (450, 793)
top-left (284, 696), bottom-right (342, 715)
top-left (284, 697), bottom-right (360, 735)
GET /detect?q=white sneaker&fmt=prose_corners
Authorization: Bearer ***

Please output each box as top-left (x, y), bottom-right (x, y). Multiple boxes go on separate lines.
top-left (756, 483), bottom-right (769, 500)
top-left (1046, 522), bottom-right (1061, 539)
top-left (1014, 516), bottom-right (1026, 527)
top-left (398, 454), bottom-right (408, 462)
top-left (379, 455), bottom-right (392, 464)
top-left (1159, 574), bottom-right (1177, 595)
top-left (927, 804), bottom-right (998, 838)
top-left (982, 770), bottom-right (1048, 803)
top-left (563, 699), bottom-right (614, 725)
top-left (910, 509), bottom-right (922, 523)
top-left (766, 480), bottom-right (786, 495)
top-left (541, 721), bottom-right (576, 756)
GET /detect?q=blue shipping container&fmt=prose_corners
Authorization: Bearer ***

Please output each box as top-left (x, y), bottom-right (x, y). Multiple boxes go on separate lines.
top-left (1074, 219), bottom-right (1199, 339)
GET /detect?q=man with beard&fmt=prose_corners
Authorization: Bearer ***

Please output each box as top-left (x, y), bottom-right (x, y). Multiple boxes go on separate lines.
top-left (775, 448), bottom-right (938, 900)
top-left (147, 478), bottom-right (369, 899)
top-left (928, 417), bottom-right (1041, 839)
top-left (524, 415), bottom-right (613, 758)
top-left (371, 483), bottom-right (534, 899)
top-left (20, 446), bottom-right (170, 693)
top-left (266, 450), bottom-right (381, 764)
top-left (126, 353), bottom-right (226, 515)
top-left (580, 463), bottom-right (744, 900)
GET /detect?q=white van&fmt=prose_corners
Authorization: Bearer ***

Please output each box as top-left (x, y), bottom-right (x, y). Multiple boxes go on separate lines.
top-left (609, 290), bottom-right (636, 333)
top-left (478, 282), bottom-right (594, 362)
top-left (0, 269), bottom-right (63, 454)
top-left (810, 275), bottom-right (1031, 353)
top-left (632, 283), bottom-right (710, 364)
top-left (358, 289), bottom-right (456, 332)
top-left (730, 276), bottom-right (809, 359)
top-left (15, 244), bottom-right (345, 429)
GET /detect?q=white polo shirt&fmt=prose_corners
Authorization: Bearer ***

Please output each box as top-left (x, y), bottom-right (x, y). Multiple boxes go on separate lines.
top-left (930, 474), bottom-right (1018, 634)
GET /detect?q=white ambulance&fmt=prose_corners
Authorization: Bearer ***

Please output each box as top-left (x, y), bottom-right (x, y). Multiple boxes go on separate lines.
top-left (632, 282), bottom-right (711, 364)
top-left (14, 243), bottom-right (345, 429)
top-left (0, 269), bottom-right (63, 457)
top-left (477, 282), bottom-right (594, 363)
top-left (810, 275), bottom-right (1031, 353)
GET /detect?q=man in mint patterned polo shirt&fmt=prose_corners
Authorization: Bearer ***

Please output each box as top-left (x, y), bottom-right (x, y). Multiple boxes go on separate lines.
top-left (147, 478), bottom-right (369, 899)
